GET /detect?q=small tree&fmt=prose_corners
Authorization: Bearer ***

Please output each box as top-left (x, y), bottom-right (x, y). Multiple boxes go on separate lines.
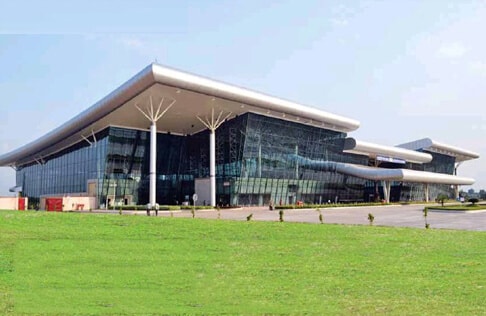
top-left (279, 210), bottom-right (284, 222)
top-left (316, 208), bottom-right (324, 224)
top-left (246, 213), bottom-right (253, 221)
top-left (436, 193), bottom-right (448, 206)
top-left (367, 213), bottom-right (374, 226)
top-left (423, 208), bottom-right (430, 229)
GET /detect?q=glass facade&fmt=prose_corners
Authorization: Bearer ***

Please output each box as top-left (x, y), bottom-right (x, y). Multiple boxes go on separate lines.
top-left (15, 112), bottom-right (457, 207)
top-left (396, 151), bottom-right (456, 201)
top-left (17, 129), bottom-right (108, 206)
top-left (232, 113), bottom-right (367, 205)
top-left (364, 151), bottom-right (456, 202)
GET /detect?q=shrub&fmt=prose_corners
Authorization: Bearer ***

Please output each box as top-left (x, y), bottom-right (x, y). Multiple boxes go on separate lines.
top-left (469, 198), bottom-right (479, 205)
top-left (246, 213), bottom-right (253, 221)
top-left (279, 210), bottom-right (284, 222)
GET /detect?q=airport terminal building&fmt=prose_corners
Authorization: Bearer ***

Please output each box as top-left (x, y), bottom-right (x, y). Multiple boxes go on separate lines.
top-left (0, 64), bottom-right (479, 209)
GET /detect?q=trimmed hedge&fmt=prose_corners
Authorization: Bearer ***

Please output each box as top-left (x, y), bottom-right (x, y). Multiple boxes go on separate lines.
top-left (274, 202), bottom-right (389, 210)
top-left (180, 205), bottom-right (215, 210)
top-left (424, 203), bottom-right (486, 211)
top-left (115, 205), bottom-right (218, 211)
top-left (116, 205), bottom-right (147, 211)
top-left (115, 205), bottom-right (180, 211)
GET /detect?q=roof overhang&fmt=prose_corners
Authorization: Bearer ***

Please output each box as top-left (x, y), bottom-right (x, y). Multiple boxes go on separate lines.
top-left (0, 63), bottom-right (360, 167)
top-left (343, 138), bottom-right (433, 164)
top-left (397, 138), bottom-right (480, 162)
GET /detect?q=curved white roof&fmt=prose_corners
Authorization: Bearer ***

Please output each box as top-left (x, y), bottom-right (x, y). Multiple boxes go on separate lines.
top-left (398, 138), bottom-right (480, 162)
top-left (343, 138), bottom-right (433, 164)
top-left (338, 164), bottom-right (474, 185)
top-left (0, 63), bottom-right (360, 167)
top-left (292, 155), bottom-right (475, 185)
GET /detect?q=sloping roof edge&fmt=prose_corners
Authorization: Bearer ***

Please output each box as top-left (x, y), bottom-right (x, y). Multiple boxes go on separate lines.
top-left (397, 138), bottom-right (480, 162)
top-left (0, 63), bottom-right (361, 166)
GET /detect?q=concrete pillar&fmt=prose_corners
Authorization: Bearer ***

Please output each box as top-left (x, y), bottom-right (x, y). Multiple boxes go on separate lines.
top-left (382, 180), bottom-right (391, 203)
top-left (295, 144), bottom-right (299, 179)
top-left (209, 129), bottom-right (216, 207)
top-left (257, 143), bottom-right (262, 178)
top-left (149, 122), bottom-right (157, 207)
top-left (387, 181), bottom-right (391, 203)
top-left (424, 183), bottom-right (429, 203)
top-left (382, 180), bottom-right (388, 203)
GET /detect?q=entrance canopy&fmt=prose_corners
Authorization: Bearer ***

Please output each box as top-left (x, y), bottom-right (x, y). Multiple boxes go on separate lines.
top-left (0, 63), bottom-right (360, 167)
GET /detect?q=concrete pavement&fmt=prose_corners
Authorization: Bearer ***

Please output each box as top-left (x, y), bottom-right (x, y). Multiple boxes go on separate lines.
top-left (100, 204), bottom-right (486, 231)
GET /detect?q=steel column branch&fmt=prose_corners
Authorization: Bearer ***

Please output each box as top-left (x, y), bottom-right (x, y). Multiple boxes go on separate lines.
top-left (135, 96), bottom-right (175, 213)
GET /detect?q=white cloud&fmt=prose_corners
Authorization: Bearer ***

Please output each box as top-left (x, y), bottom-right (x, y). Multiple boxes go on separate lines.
top-left (469, 61), bottom-right (486, 75)
top-left (83, 34), bottom-right (101, 41)
top-left (471, 124), bottom-right (486, 130)
top-left (330, 18), bottom-right (348, 26)
top-left (118, 37), bottom-right (145, 49)
top-left (329, 4), bottom-right (353, 27)
top-left (437, 42), bottom-right (468, 58)
top-left (1, 142), bottom-right (10, 153)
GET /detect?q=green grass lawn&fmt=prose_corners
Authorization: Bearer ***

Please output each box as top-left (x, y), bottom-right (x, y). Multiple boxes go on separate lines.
top-left (1, 211), bottom-right (485, 315)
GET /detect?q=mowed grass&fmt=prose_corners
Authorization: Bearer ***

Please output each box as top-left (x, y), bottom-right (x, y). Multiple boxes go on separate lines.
top-left (0, 211), bottom-right (485, 315)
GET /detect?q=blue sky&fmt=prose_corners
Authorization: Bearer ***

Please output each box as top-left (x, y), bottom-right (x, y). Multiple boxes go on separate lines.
top-left (1, 0), bottom-right (485, 195)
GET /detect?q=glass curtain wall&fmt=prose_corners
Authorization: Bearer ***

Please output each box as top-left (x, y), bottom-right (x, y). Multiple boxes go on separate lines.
top-left (233, 113), bottom-right (368, 206)
top-left (399, 151), bottom-right (456, 201)
top-left (16, 129), bottom-right (108, 207)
